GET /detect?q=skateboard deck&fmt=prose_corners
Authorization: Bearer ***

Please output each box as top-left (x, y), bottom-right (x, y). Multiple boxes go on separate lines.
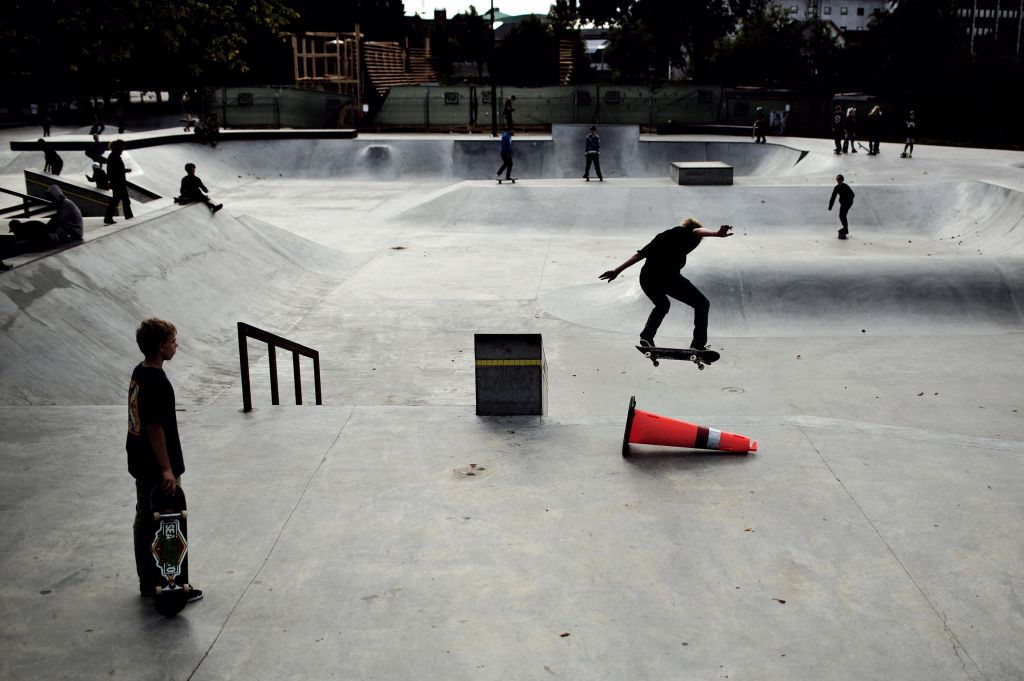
top-left (149, 486), bottom-right (191, 616)
top-left (636, 345), bottom-right (720, 369)
top-left (496, 177), bottom-right (517, 184)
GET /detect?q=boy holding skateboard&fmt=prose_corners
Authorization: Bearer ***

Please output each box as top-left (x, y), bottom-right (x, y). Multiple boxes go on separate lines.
top-left (599, 218), bottom-right (733, 350)
top-left (126, 318), bottom-right (203, 603)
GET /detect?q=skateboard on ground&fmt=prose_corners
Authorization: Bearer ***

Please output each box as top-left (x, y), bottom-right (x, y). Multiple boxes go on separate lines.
top-left (149, 486), bottom-right (191, 616)
top-left (636, 345), bottom-right (721, 369)
top-left (496, 177), bottom-right (517, 184)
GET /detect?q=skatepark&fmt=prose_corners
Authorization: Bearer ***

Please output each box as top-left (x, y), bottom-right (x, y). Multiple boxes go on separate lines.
top-left (1, 125), bottom-right (1023, 680)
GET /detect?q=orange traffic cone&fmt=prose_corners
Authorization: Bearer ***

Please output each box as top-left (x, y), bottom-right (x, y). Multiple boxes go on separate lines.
top-left (622, 396), bottom-right (757, 457)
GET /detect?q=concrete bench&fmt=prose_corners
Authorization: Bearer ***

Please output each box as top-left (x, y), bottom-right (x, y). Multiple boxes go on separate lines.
top-left (670, 161), bottom-right (733, 185)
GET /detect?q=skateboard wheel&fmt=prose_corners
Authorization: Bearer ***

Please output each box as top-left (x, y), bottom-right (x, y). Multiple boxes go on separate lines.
top-left (698, 364), bottom-right (705, 370)
top-left (652, 360), bottom-right (659, 367)
top-left (183, 584), bottom-right (192, 593)
top-left (153, 511), bottom-right (161, 522)
top-left (644, 351), bottom-right (653, 358)
top-left (155, 586), bottom-right (164, 595)
top-left (180, 510), bottom-right (188, 520)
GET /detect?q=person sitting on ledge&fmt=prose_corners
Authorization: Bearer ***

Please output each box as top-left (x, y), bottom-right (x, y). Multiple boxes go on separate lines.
top-left (86, 162), bottom-right (110, 190)
top-left (0, 185), bottom-right (84, 261)
top-left (174, 163), bottom-right (223, 213)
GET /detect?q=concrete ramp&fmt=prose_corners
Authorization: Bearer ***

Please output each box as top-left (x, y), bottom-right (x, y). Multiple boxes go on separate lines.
top-left (0, 206), bottom-right (341, 406)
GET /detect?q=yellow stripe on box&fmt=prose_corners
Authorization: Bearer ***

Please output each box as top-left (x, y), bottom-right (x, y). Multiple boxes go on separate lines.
top-left (475, 359), bottom-right (543, 367)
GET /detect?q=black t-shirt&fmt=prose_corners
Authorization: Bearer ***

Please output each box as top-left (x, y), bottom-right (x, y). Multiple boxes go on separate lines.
top-left (126, 364), bottom-right (185, 481)
top-left (180, 174), bottom-right (208, 198)
top-left (638, 225), bottom-right (702, 280)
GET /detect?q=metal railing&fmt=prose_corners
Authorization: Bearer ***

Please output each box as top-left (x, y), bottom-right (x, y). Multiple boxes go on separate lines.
top-left (237, 322), bottom-right (322, 413)
top-left (0, 187), bottom-right (54, 219)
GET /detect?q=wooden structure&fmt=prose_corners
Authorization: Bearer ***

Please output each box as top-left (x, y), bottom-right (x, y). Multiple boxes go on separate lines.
top-left (362, 39), bottom-right (438, 96)
top-left (291, 30), bottom-right (363, 124)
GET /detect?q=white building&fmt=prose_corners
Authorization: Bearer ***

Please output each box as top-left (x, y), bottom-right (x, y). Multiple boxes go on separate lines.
top-left (774, 1), bottom-right (890, 31)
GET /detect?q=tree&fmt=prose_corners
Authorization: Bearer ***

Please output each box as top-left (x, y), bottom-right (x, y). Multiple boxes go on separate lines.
top-left (579, 0), bottom-right (764, 81)
top-left (710, 5), bottom-right (841, 90)
top-left (494, 17), bottom-right (558, 86)
top-left (430, 7), bottom-right (492, 82)
top-left (1, 0), bottom-right (298, 101)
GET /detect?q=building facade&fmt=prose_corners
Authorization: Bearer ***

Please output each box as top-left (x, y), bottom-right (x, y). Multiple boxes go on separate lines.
top-left (774, 1), bottom-right (890, 31)
top-left (955, 0), bottom-right (1024, 53)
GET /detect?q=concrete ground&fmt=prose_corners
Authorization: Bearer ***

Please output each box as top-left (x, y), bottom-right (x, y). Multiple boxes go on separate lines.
top-left (1, 127), bottom-right (1023, 681)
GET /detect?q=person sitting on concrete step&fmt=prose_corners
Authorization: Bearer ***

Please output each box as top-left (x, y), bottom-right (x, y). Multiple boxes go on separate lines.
top-left (0, 185), bottom-right (84, 260)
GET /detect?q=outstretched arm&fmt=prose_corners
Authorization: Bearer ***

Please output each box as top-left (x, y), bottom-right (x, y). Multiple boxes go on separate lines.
top-left (600, 252), bottom-right (644, 281)
top-left (693, 225), bottom-right (733, 238)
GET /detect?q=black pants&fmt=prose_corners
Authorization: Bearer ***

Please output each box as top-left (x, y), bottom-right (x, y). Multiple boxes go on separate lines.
top-left (838, 203), bottom-right (851, 232)
top-left (105, 184), bottom-right (133, 221)
top-left (584, 153), bottom-right (602, 179)
top-left (640, 274), bottom-right (710, 348)
top-left (504, 113), bottom-right (513, 131)
top-left (833, 134), bottom-right (843, 152)
top-left (496, 153), bottom-right (513, 179)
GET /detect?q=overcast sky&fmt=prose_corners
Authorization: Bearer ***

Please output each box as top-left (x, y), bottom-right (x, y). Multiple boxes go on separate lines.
top-left (405, 0), bottom-right (555, 18)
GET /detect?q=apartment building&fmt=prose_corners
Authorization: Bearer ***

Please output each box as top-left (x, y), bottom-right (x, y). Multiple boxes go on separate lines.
top-left (956, 0), bottom-right (1024, 52)
top-left (775, 1), bottom-right (890, 31)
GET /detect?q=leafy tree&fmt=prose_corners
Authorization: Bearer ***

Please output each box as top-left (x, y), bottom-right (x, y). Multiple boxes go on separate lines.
top-left (579, 0), bottom-right (764, 81)
top-left (288, 0), bottom-right (409, 40)
top-left (710, 5), bottom-right (841, 90)
top-left (430, 6), bottom-right (492, 82)
top-left (494, 16), bottom-right (558, 86)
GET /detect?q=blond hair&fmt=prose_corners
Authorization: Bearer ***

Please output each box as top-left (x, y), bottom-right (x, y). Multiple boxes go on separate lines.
top-left (136, 318), bottom-right (176, 357)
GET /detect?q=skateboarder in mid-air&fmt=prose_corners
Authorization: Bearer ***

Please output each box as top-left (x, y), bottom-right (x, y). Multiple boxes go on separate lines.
top-left (599, 218), bottom-right (733, 351)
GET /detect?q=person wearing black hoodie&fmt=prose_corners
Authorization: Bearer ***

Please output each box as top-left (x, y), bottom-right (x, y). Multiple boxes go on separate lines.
top-left (104, 140), bottom-right (133, 224)
top-left (39, 139), bottom-right (63, 175)
top-left (0, 185), bottom-right (84, 261)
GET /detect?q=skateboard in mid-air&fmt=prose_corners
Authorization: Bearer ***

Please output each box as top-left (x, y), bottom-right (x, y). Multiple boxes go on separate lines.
top-left (636, 345), bottom-right (720, 369)
top-left (149, 486), bottom-right (192, 616)
top-left (496, 177), bottom-right (517, 184)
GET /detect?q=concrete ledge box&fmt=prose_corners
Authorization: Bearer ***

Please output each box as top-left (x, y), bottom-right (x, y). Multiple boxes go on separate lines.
top-left (474, 334), bottom-right (547, 415)
top-left (671, 161), bottom-right (733, 185)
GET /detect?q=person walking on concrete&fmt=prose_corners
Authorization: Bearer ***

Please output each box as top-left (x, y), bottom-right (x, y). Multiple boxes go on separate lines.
top-left (583, 125), bottom-right (603, 181)
top-left (127, 318), bottom-right (203, 604)
top-left (828, 174), bottom-right (855, 240)
top-left (503, 95), bottom-right (516, 131)
top-left (843, 107), bottom-right (858, 153)
top-left (867, 105), bottom-right (883, 155)
top-left (496, 129), bottom-right (514, 181)
top-left (104, 140), bottom-right (133, 225)
top-left (599, 218), bottom-right (734, 350)
top-left (39, 139), bottom-right (63, 175)
top-left (753, 107), bottom-right (767, 143)
top-left (175, 163), bottom-right (223, 213)
top-left (901, 111), bottom-right (916, 158)
top-left (831, 106), bottom-right (845, 154)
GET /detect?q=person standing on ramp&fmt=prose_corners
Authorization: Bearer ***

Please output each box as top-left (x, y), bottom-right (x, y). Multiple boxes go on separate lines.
top-left (583, 125), bottom-right (603, 181)
top-left (599, 218), bottom-right (733, 350)
top-left (828, 174), bottom-right (855, 240)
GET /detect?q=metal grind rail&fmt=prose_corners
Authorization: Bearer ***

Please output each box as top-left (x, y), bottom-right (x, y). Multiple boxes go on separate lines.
top-left (237, 322), bottom-right (322, 413)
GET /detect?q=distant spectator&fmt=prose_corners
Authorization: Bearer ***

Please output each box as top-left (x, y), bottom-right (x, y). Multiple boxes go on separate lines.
top-left (866, 105), bottom-right (883, 155)
top-left (90, 100), bottom-right (106, 135)
top-left (583, 125), bottom-right (603, 181)
top-left (86, 162), bottom-right (110, 190)
top-left (85, 133), bottom-right (107, 165)
top-left (901, 111), bottom-right (916, 158)
top-left (830, 106), bottom-right (844, 155)
top-left (39, 139), bottom-right (63, 175)
top-left (503, 95), bottom-right (516, 131)
top-left (753, 107), bottom-right (767, 144)
top-left (41, 110), bottom-right (52, 137)
top-left (0, 185), bottom-right (84, 260)
top-left (175, 163), bottom-right (223, 214)
top-left (116, 102), bottom-right (127, 134)
top-left (843, 107), bottom-right (858, 153)
top-left (194, 113), bottom-right (219, 147)
top-left (104, 140), bottom-right (133, 225)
